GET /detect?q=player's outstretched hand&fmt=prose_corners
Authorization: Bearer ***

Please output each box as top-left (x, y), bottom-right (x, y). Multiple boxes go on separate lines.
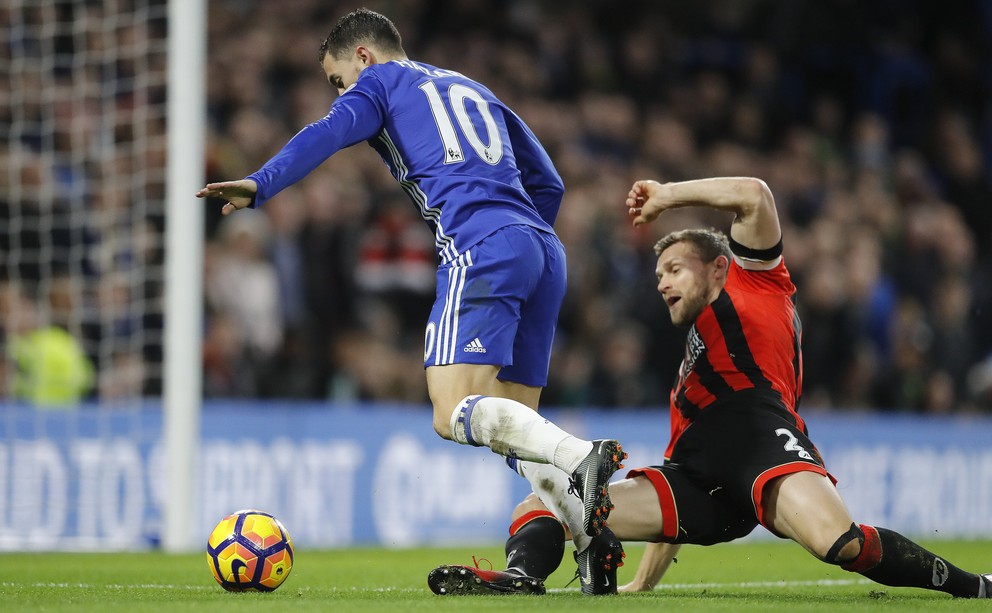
top-left (195, 179), bottom-right (257, 216)
top-left (625, 179), bottom-right (667, 227)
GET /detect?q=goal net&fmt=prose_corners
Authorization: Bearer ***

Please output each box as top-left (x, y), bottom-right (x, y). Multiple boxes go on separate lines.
top-left (1, 0), bottom-right (168, 405)
top-left (0, 0), bottom-right (205, 552)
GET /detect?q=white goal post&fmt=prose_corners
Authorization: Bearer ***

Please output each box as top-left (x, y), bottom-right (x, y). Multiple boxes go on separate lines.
top-left (0, 0), bottom-right (204, 552)
top-left (163, 0), bottom-right (206, 553)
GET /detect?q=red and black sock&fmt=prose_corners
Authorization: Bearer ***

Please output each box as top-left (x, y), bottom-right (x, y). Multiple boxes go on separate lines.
top-left (843, 524), bottom-right (985, 598)
top-left (505, 510), bottom-right (565, 580)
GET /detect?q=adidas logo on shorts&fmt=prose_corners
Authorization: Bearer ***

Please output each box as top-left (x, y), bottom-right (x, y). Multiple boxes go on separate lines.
top-left (463, 338), bottom-right (487, 353)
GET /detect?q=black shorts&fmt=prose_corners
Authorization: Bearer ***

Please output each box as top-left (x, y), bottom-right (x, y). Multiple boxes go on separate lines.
top-left (627, 402), bottom-right (829, 545)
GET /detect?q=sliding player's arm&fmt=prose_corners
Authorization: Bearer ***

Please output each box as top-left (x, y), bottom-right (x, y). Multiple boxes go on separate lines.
top-left (618, 542), bottom-right (682, 593)
top-left (625, 177), bottom-right (781, 251)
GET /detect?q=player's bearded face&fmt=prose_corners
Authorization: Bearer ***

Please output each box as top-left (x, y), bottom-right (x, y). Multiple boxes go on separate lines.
top-left (668, 276), bottom-right (712, 327)
top-left (656, 243), bottom-right (718, 328)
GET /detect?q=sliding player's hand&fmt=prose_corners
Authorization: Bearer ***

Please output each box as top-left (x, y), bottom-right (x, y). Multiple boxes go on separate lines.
top-left (195, 179), bottom-right (257, 215)
top-left (625, 180), bottom-right (666, 227)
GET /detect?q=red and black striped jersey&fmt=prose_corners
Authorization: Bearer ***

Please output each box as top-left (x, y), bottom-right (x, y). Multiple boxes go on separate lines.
top-left (665, 252), bottom-right (804, 460)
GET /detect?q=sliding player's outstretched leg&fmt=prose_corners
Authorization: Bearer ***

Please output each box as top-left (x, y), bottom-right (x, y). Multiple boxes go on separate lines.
top-left (838, 524), bottom-right (992, 598)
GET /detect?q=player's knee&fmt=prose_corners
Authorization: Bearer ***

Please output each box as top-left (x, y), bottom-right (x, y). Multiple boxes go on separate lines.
top-left (820, 523), bottom-right (865, 565)
top-left (432, 395), bottom-right (483, 442)
top-left (511, 494), bottom-right (547, 521)
top-left (427, 389), bottom-right (453, 438)
top-left (432, 409), bottom-right (453, 440)
top-left (510, 495), bottom-right (571, 540)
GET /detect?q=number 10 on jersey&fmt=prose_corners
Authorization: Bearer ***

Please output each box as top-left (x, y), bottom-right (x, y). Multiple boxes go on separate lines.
top-left (420, 81), bottom-right (504, 165)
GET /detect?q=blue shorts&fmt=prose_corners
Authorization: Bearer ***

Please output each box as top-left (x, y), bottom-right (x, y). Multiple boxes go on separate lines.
top-left (423, 225), bottom-right (566, 387)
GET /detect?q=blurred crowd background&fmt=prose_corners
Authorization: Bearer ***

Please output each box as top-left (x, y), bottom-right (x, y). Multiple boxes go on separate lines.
top-left (4, 0), bottom-right (992, 413)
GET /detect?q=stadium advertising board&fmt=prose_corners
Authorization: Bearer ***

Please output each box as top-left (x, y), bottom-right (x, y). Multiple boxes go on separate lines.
top-left (0, 404), bottom-right (990, 550)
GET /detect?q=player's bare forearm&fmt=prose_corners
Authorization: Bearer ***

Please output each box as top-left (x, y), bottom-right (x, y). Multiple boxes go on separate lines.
top-left (625, 177), bottom-right (781, 251)
top-left (195, 179), bottom-right (257, 216)
top-left (618, 542), bottom-right (681, 593)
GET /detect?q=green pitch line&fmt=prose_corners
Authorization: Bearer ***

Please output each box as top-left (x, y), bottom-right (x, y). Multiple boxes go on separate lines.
top-left (0, 540), bottom-right (988, 612)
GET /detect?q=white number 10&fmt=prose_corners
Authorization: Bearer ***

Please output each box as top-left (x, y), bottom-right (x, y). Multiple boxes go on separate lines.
top-left (420, 81), bottom-right (503, 166)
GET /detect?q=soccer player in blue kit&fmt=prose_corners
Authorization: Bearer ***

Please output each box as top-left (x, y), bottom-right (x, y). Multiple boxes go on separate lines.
top-left (196, 8), bottom-right (624, 593)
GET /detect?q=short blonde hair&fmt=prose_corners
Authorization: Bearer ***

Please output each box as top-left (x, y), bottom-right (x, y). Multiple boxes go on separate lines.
top-left (654, 228), bottom-right (731, 262)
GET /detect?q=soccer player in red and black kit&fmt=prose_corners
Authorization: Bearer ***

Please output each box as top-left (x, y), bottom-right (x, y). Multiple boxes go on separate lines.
top-left (602, 176), bottom-right (990, 597)
top-left (496, 176), bottom-right (991, 597)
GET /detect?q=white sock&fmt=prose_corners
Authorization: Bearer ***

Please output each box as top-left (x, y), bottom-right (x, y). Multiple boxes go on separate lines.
top-left (448, 395), bottom-right (593, 472)
top-left (518, 460), bottom-right (591, 553)
top-left (553, 436), bottom-right (595, 474)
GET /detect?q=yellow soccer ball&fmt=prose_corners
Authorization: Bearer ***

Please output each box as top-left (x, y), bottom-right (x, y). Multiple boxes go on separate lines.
top-left (206, 509), bottom-right (294, 592)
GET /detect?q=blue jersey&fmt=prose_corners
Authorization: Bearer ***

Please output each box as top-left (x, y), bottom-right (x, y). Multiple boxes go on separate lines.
top-left (247, 60), bottom-right (564, 264)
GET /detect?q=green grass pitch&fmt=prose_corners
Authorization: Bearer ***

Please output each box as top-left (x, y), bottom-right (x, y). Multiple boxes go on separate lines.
top-left (1, 540), bottom-right (989, 611)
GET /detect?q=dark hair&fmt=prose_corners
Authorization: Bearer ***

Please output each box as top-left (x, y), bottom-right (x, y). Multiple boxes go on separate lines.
top-left (654, 228), bottom-right (732, 262)
top-left (318, 8), bottom-right (403, 63)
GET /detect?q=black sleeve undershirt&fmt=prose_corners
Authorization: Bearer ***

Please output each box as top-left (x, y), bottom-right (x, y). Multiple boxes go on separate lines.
top-left (728, 236), bottom-right (783, 261)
